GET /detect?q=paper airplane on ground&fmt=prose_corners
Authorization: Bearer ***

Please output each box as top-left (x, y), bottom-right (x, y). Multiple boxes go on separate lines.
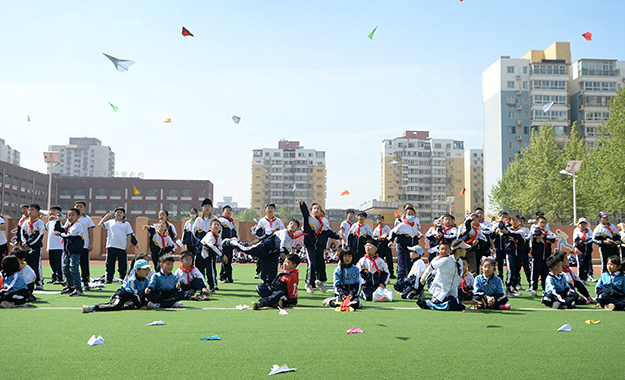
top-left (88, 335), bottom-right (105, 346)
top-left (268, 364), bottom-right (297, 376)
top-left (236, 304), bottom-right (249, 310)
top-left (102, 53), bottom-right (135, 72)
top-left (278, 307), bottom-right (288, 315)
top-left (200, 335), bottom-right (221, 340)
top-left (557, 324), bottom-right (572, 332)
top-left (346, 328), bottom-right (363, 334)
top-left (146, 320), bottom-right (166, 326)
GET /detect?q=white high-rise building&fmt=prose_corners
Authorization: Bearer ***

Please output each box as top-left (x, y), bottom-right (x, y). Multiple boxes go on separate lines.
top-left (49, 137), bottom-right (115, 177)
top-left (0, 138), bottom-right (20, 166)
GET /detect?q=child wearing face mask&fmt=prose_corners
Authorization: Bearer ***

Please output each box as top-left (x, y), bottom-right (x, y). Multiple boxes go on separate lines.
top-left (389, 206), bottom-right (421, 282)
top-left (182, 208), bottom-right (199, 251)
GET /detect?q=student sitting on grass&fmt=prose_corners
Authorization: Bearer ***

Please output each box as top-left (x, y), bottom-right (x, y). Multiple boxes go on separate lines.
top-left (252, 254), bottom-right (300, 310)
top-left (472, 257), bottom-right (509, 310)
top-left (82, 259), bottom-right (151, 313)
top-left (175, 250), bottom-right (210, 301)
top-left (560, 251), bottom-right (593, 305)
top-left (10, 247), bottom-right (36, 301)
top-left (124, 252), bottom-right (154, 284)
top-left (356, 239), bottom-right (390, 301)
top-left (417, 239), bottom-right (469, 311)
top-left (595, 255), bottom-right (625, 311)
top-left (323, 247), bottom-right (361, 309)
top-left (394, 245), bottom-right (425, 300)
top-left (458, 256), bottom-right (474, 301)
top-left (542, 253), bottom-right (579, 309)
top-left (145, 255), bottom-right (183, 309)
top-left (0, 255), bottom-right (29, 308)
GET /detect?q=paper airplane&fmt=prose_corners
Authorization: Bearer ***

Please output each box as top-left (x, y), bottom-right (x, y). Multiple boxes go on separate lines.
top-left (585, 319), bottom-right (600, 325)
top-left (582, 32), bottom-right (592, 41)
top-left (27, 115), bottom-right (30, 122)
top-left (200, 335), bottom-right (221, 340)
top-left (292, 184), bottom-right (296, 192)
top-left (102, 53), bottom-right (135, 72)
top-left (232, 115), bottom-right (241, 124)
top-left (133, 185), bottom-right (140, 195)
top-left (368, 26), bottom-right (377, 40)
top-left (182, 26), bottom-right (194, 37)
top-left (236, 304), bottom-right (249, 310)
top-left (346, 327), bottom-right (363, 334)
top-left (394, 210), bottom-right (401, 218)
top-left (164, 118), bottom-right (172, 123)
top-left (109, 102), bottom-right (118, 112)
top-left (268, 364), bottom-right (297, 376)
top-left (146, 320), bottom-right (166, 326)
top-left (542, 101), bottom-right (555, 113)
top-left (87, 335), bottom-right (105, 346)
top-left (340, 189), bottom-right (350, 196)
top-left (557, 324), bottom-right (572, 332)
top-left (278, 307), bottom-right (288, 316)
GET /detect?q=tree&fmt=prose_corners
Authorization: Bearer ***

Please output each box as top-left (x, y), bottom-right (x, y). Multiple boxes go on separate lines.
top-left (235, 208), bottom-right (259, 222)
top-left (277, 205), bottom-right (294, 222)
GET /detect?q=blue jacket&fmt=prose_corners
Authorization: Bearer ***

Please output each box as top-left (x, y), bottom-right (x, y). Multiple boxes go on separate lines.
top-left (148, 272), bottom-right (179, 292)
top-left (473, 274), bottom-right (504, 298)
top-left (596, 271), bottom-right (625, 294)
top-left (333, 265), bottom-right (361, 299)
top-left (3, 272), bottom-right (28, 292)
top-left (545, 273), bottom-right (570, 296)
top-left (122, 274), bottom-right (150, 295)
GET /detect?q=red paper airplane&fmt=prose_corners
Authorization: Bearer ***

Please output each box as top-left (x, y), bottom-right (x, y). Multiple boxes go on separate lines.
top-left (582, 32), bottom-right (592, 41)
top-left (394, 210), bottom-right (401, 218)
top-left (340, 189), bottom-right (350, 196)
top-left (460, 188), bottom-right (466, 195)
top-left (182, 27), bottom-right (194, 37)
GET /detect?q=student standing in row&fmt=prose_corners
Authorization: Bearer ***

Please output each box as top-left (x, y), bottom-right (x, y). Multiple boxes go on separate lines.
top-left (373, 215), bottom-right (394, 279)
top-left (73, 201), bottom-right (95, 290)
top-left (592, 211), bottom-right (620, 274)
top-left (192, 198), bottom-right (216, 280)
top-left (256, 203), bottom-right (285, 279)
top-left (99, 207), bottom-right (135, 283)
top-left (389, 206), bottom-right (420, 282)
top-left (218, 205), bottom-right (237, 283)
top-left (348, 211), bottom-right (372, 262)
top-left (20, 204), bottom-right (45, 290)
top-left (339, 209), bottom-right (355, 247)
top-left (45, 206), bottom-right (64, 285)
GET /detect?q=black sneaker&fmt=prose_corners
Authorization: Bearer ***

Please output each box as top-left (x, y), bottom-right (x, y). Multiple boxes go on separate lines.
top-left (83, 284), bottom-right (91, 291)
top-left (390, 274), bottom-right (397, 279)
top-left (252, 301), bottom-right (261, 310)
top-left (61, 287), bottom-right (73, 294)
top-left (70, 288), bottom-right (84, 297)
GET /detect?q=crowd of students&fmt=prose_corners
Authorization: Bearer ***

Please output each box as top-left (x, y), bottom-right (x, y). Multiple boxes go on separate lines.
top-left (1, 199), bottom-right (624, 313)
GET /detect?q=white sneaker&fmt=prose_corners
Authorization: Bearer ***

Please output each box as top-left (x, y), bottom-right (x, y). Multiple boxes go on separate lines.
top-left (147, 301), bottom-right (159, 309)
top-left (525, 288), bottom-right (532, 292)
top-left (531, 290), bottom-right (538, 297)
top-left (305, 284), bottom-right (314, 294)
top-left (316, 280), bottom-right (327, 293)
top-left (82, 305), bottom-right (94, 313)
top-left (1, 301), bottom-right (15, 308)
top-left (174, 301), bottom-right (183, 308)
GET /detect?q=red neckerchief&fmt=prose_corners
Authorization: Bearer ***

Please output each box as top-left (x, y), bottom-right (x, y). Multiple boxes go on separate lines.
top-left (63, 222), bottom-right (76, 244)
top-left (356, 223), bottom-right (366, 236)
top-left (27, 217), bottom-right (39, 234)
top-left (222, 216), bottom-right (234, 223)
top-left (562, 267), bottom-right (574, 285)
top-left (288, 231), bottom-right (308, 239)
top-left (377, 224), bottom-right (385, 237)
top-left (313, 215), bottom-right (325, 237)
top-left (346, 221), bottom-right (354, 228)
top-left (158, 232), bottom-right (166, 248)
top-left (510, 226), bottom-right (520, 250)
top-left (581, 228), bottom-right (588, 241)
top-left (605, 224), bottom-right (616, 236)
top-left (461, 273), bottom-right (469, 291)
top-left (211, 231), bottom-right (219, 243)
top-left (404, 219), bottom-right (415, 227)
top-left (466, 224), bottom-right (478, 244)
top-left (365, 254), bottom-right (380, 273)
top-left (265, 216), bottom-right (276, 229)
top-left (438, 225), bottom-right (453, 244)
top-left (180, 265), bottom-right (195, 286)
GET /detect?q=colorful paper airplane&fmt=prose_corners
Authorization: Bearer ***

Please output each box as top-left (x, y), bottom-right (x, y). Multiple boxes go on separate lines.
top-left (146, 320), bottom-right (166, 326)
top-left (133, 185), bottom-right (140, 195)
top-left (200, 335), bottom-right (221, 340)
top-left (182, 26), bottom-right (194, 37)
top-left (582, 32), bottom-right (592, 41)
top-left (102, 53), bottom-right (135, 72)
top-left (368, 26), bottom-right (377, 40)
top-left (109, 102), bottom-right (118, 112)
top-left (585, 319), bottom-right (600, 325)
top-left (269, 364), bottom-right (297, 376)
top-left (340, 189), bottom-right (350, 196)
top-left (164, 118), bottom-right (172, 123)
top-left (394, 210), bottom-right (401, 218)
top-left (346, 328), bottom-right (363, 334)
top-left (557, 324), bottom-right (572, 332)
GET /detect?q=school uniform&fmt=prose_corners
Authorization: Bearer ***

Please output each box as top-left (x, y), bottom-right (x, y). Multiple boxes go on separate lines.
top-left (152, 221), bottom-right (177, 241)
top-left (0, 272), bottom-right (29, 305)
top-left (472, 274), bottom-right (508, 309)
top-left (200, 231), bottom-right (223, 290)
top-left (123, 267), bottom-right (154, 285)
top-left (93, 274), bottom-right (150, 311)
top-left (20, 216), bottom-right (45, 287)
top-left (76, 214), bottom-right (95, 287)
top-left (147, 227), bottom-right (176, 272)
top-left (419, 255), bottom-right (465, 311)
top-left (543, 272), bottom-right (578, 309)
top-left (476, 220), bottom-right (493, 272)
top-left (592, 223), bottom-right (620, 273)
top-left (356, 254), bottom-right (389, 301)
top-left (373, 224), bottom-right (394, 277)
top-left (102, 219), bottom-right (134, 282)
top-left (45, 219), bottom-right (64, 282)
top-left (19, 262), bottom-right (36, 295)
top-left (492, 221), bottom-right (513, 281)
top-left (573, 227), bottom-right (594, 281)
top-left (175, 265), bottom-right (209, 298)
top-left (339, 220), bottom-right (354, 246)
top-left (59, 222), bottom-right (86, 290)
top-left (530, 225), bottom-right (556, 291)
top-left (562, 266), bottom-right (590, 301)
top-left (329, 264), bottom-right (362, 308)
top-left (218, 216), bottom-right (238, 283)
top-left (256, 268), bottom-right (299, 307)
top-left (0, 216), bottom-right (8, 258)
top-left (192, 213), bottom-right (216, 278)
top-left (458, 270), bottom-right (475, 301)
top-left (389, 219), bottom-right (420, 282)
top-left (509, 226), bottom-right (532, 287)
top-left (457, 219), bottom-right (487, 274)
top-left (425, 226), bottom-right (439, 250)
top-left (256, 216), bottom-right (285, 276)
top-left (299, 201), bottom-right (340, 287)
top-left (182, 218), bottom-right (199, 251)
top-left (348, 222), bottom-right (373, 262)
top-left (146, 271), bottom-right (183, 308)
top-left (595, 270), bottom-right (625, 310)
top-left (394, 257), bottom-right (425, 299)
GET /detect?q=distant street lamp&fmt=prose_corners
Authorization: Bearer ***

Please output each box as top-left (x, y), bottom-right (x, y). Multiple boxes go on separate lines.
top-left (559, 160), bottom-right (582, 224)
top-left (434, 196), bottom-right (455, 215)
top-left (43, 152), bottom-right (60, 209)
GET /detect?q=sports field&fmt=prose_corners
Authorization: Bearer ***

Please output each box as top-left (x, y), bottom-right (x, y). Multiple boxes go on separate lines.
top-left (1, 263), bottom-right (618, 379)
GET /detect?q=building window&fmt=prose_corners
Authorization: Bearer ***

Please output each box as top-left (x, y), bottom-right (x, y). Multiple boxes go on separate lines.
top-left (180, 189), bottom-right (192, 198)
top-left (507, 66), bottom-right (515, 74)
top-left (145, 203), bottom-right (157, 212)
top-left (507, 111), bottom-right (517, 119)
top-left (523, 67), bottom-right (528, 74)
top-left (95, 188), bottom-right (107, 197)
top-left (524, 126), bottom-right (530, 134)
top-left (110, 188), bottom-right (122, 197)
top-left (95, 202), bottom-right (107, 212)
top-left (131, 203), bottom-right (143, 212)
top-left (145, 189), bottom-right (158, 197)
top-left (507, 96), bottom-right (516, 104)
top-left (60, 188), bottom-right (71, 196)
top-left (74, 188), bottom-right (86, 197)
top-left (508, 141), bottom-right (516, 149)
top-left (198, 189), bottom-right (206, 199)
top-left (507, 81), bottom-right (515, 89)
top-left (167, 189), bottom-right (178, 199)
top-left (434, 143), bottom-right (441, 149)
top-left (507, 126), bottom-right (516, 134)
top-left (523, 81), bottom-right (528, 89)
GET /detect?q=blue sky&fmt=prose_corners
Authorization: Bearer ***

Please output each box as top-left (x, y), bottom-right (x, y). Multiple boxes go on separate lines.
top-left (2, 0), bottom-right (624, 209)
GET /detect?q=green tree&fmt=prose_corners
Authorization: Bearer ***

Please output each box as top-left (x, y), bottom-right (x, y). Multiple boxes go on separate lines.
top-left (236, 208), bottom-right (259, 222)
top-left (277, 205), bottom-right (294, 223)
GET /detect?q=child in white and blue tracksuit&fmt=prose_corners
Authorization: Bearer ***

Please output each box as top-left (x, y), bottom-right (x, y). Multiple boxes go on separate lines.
top-left (542, 253), bottom-right (578, 309)
top-left (146, 255), bottom-right (183, 308)
top-left (327, 247), bottom-right (362, 309)
top-left (1, 256), bottom-right (29, 306)
top-left (394, 246), bottom-right (426, 300)
top-left (595, 255), bottom-right (625, 310)
top-left (472, 257), bottom-right (508, 309)
top-left (83, 259), bottom-right (151, 313)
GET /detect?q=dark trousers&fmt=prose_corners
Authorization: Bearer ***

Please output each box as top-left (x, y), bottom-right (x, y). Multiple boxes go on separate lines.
top-left (231, 238), bottom-right (280, 284)
top-left (255, 259), bottom-right (262, 275)
top-left (473, 294), bottom-right (509, 309)
top-left (577, 244), bottom-right (593, 281)
top-left (599, 245), bottom-right (619, 274)
top-left (48, 249), bottom-right (64, 282)
top-left (0, 288), bottom-right (29, 305)
top-left (517, 249), bottom-right (531, 287)
top-left (396, 245), bottom-right (411, 282)
top-left (106, 247), bottom-right (127, 282)
top-left (257, 283), bottom-right (293, 307)
top-left (95, 289), bottom-right (143, 311)
top-left (531, 252), bottom-right (549, 291)
top-left (494, 247), bottom-right (505, 281)
top-left (151, 251), bottom-right (163, 273)
top-left (181, 278), bottom-right (206, 299)
top-left (26, 246), bottom-right (42, 286)
top-left (394, 277), bottom-right (424, 299)
top-left (596, 286), bottom-right (625, 310)
top-left (464, 248), bottom-right (477, 275)
top-left (146, 290), bottom-right (182, 308)
top-left (474, 243), bottom-right (490, 275)
top-left (305, 241), bottom-right (327, 285)
top-left (505, 251), bottom-right (519, 288)
top-left (220, 245), bottom-right (234, 282)
top-left (378, 243), bottom-right (394, 277)
top-left (80, 248), bottom-right (90, 285)
top-left (542, 292), bottom-right (578, 309)
top-left (202, 252), bottom-right (218, 290)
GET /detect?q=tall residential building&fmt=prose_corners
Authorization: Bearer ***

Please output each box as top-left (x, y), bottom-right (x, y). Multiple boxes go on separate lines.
top-left (464, 149), bottom-right (484, 213)
top-left (49, 137), bottom-right (115, 177)
top-left (381, 130), bottom-right (465, 220)
top-left (0, 138), bottom-right (20, 166)
top-left (251, 140), bottom-right (326, 214)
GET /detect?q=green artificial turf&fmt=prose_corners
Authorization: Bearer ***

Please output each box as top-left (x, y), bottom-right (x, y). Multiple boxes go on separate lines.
top-left (1, 264), bottom-right (619, 379)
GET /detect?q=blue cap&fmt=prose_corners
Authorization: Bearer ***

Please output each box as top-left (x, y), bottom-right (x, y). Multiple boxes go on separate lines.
top-left (133, 259), bottom-right (150, 270)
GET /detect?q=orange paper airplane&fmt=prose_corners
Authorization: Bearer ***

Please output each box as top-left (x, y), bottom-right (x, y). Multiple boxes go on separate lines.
top-left (164, 118), bottom-right (172, 123)
top-left (340, 189), bottom-right (350, 196)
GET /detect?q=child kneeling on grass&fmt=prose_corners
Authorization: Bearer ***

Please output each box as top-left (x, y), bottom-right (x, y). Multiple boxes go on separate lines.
top-left (595, 255), bottom-right (625, 311)
top-left (472, 257), bottom-right (509, 310)
top-left (145, 255), bottom-right (183, 309)
top-left (542, 253), bottom-right (579, 309)
top-left (82, 259), bottom-right (151, 313)
top-left (0, 255), bottom-right (29, 308)
top-left (394, 245), bottom-right (425, 300)
top-left (175, 250), bottom-right (210, 301)
top-left (252, 254), bottom-right (300, 310)
top-left (458, 256), bottom-right (475, 301)
top-left (11, 247), bottom-right (37, 301)
top-left (356, 239), bottom-right (390, 301)
top-left (560, 251), bottom-right (593, 305)
top-left (323, 247), bottom-right (361, 309)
